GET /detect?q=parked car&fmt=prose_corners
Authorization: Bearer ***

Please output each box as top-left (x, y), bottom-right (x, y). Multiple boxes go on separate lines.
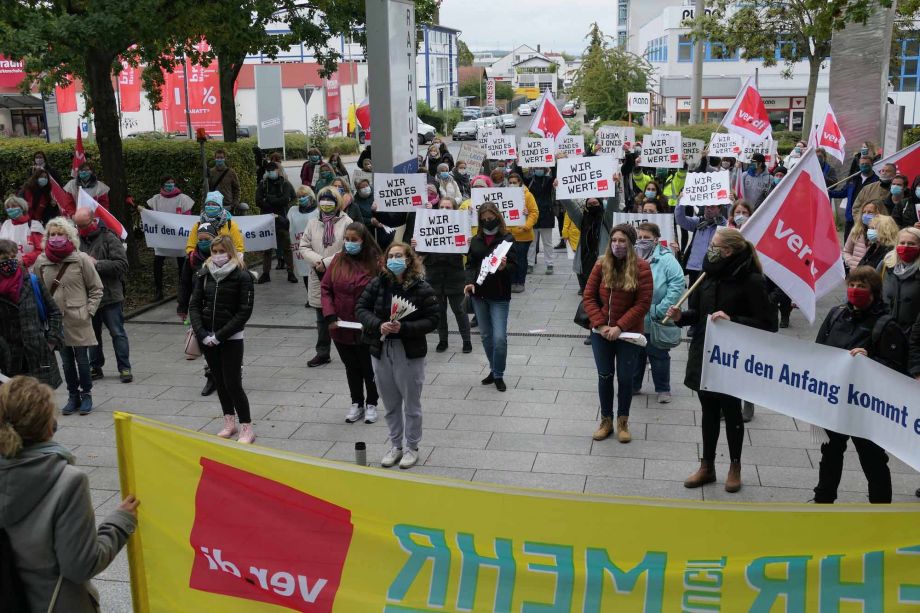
top-left (485, 115), bottom-right (506, 133)
top-left (501, 114), bottom-right (516, 128)
top-left (481, 105), bottom-right (500, 117)
top-left (452, 121), bottom-right (478, 141)
top-left (518, 103), bottom-right (532, 116)
top-left (474, 118), bottom-right (489, 131)
top-left (462, 106), bottom-right (481, 120)
top-left (417, 119), bottom-right (437, 144)
top-left (561, 103), bottom-right (576, 118)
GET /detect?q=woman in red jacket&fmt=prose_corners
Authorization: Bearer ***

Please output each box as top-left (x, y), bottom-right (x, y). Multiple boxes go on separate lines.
top-left (584, 223), bottom-right (653, 443)
top-left (321, 222), bottom-right (383, 424)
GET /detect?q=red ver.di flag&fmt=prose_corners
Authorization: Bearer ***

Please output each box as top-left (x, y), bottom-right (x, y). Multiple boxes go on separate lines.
top-left (529, 89), bottom-right (570, 141)
top-left (740, 148), bottom-right (844, 323)
top-left (189, 459), bottom-right (353, 612)
top-left (721, 76), bottom-right (772, 144)
top-left (163, 42), bottom-right (223, 136)
top-left (873, 139), bottom-right (920, 181)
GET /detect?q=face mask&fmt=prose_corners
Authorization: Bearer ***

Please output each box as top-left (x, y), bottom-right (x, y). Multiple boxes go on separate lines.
top-left (915, 187), bottom-right (920, 199)
top-left (897, 244), bottom-right (920, 262)
top-left (509, 183), bottom-right (521, 188)
top-left (163, 182), bottom-right (176, 192)
top-left (439, 172), bottom-right (450, 180)
top-left (793, 147), bottom-right (802, 155)
top-left (319, 203), bottom-right (337, 214)
top-left (635, 238), bottom-right (655, 257)
top-left (78, 170), bottom-right (91, 181)
top-left (37, 176), bottom-right (48, 187)
top-left (481, 218), bottom-right (500, 232)
top-left (645, 190), bottom-right (656, 199)
top-left (457, 167), bottom-right (467, 175)
top-left (847, 286), bottom-right (873, 310)
top-left (0, 258), bottom-right (18, 277)
top-left (720, 161), bottom-right (731, 169)
top-left (344, 240), bottom-right (362, 255)
top-left (204, 204), bottom-right (222, 217)
top-left (733, 214), bottom-right (749, 227)
top-left (358, 187), bottom-right (372, 198)
top-left (197, 239), bottom-right (212, 254)
top-left (215, 159), bottom-right (226, 167)
top-left (706, 245), bottom-right (723, 262)
top-left (611, 243), bottom-right (628, 259)
top-left (211, 253), bottom-right (230, 267)
top-left (891, 185), bottom-right (904, 197)
top-left (859, 163), bottom-right (872, 174)
top-left (322, 171), bottom-right (334, 180)
top-left (867, 228), bottom-right (878, 243)
top-left (337, 187), bottom-right (346, 195)
top-left (310, 155), bottom-right (321, 164)
top-left (267, 171), bottom-right (278, 180)
top-left (772, 176), bottom-right (781, 185)
top-left (861, 213), bottom-right (874, 226)
top-left (534, 170), bottom-right (545, 177)
top-left (48, 236), bottom-right (70, 249)
top-left (861, 147), bottom-right (869, 156)
top-left (299, 195), bottom-right (313, 207)
top-left (78, 221), bottom-right (98, 237)
top-left (386, 257), bottom-right (407, 275)
top-left (6, 207), bottom-right (23, 220)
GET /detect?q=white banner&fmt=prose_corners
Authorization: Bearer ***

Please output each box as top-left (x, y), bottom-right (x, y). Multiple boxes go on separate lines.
top-left (414, 209), bottom-right (472, 253)
top-left (456, 142), bottom-right (488, 175)
top-left (708, 132), bottom-right (744, 159)
top-left (679, 171), bottom-right (732, 207)
top-left (595, 126), bottom-right (635, 157)
top-left (741, 137), bottom-right (776, 166)
top-left (627, 91), bottom-right (651, 113)
top-left (477, 126), bottom-right (500, 150)
top-left (485, 134), bottom-right (517, 160)
top-left (373, 172), bottom-right (427, 212)
top-left (641, 131), bottom-right (682, 168)
top-left (288, 212), bottom-right (314, 278)
top-left (470, 187), bottom-right (526, 227)
top-left (701, 319), bottom-right (920, 471)
top-left (610, 212), bottom-right (676, 247)
top-left (140, 209), bottom-right (277, 256)
top-left (555, 134), bottom-right (585, 157)
top-left (682, 138), bottom-right (705, 167)
top-left (555, 155), bottom-right (617, 199)
top-left (517, 137), bottom-right (555, 168)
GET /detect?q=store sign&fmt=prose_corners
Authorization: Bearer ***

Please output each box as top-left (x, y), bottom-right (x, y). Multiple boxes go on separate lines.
top-left (0, 56), bottom-right (25, 88)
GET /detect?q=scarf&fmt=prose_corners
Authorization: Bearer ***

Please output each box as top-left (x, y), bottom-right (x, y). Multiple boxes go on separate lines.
top-left (207, 258), bottom-right (239, 283)
top-left (200, 206), bottom-right (230, 231)
top-left (321, 212), bottom-right (339, 248)
top-left (19, 441), bottom-right (76, 465)
top-left (11, 214), bottom-right (30, 226)
top-left (45, 239), bottom-right (75, 263)
top-left (635, 240), bottom-right (657, 262)
top-left (160, 187), bottom-right (182, 199)
top-left (893, 259), bottom-right (920, 280)
top-left (0, 264), bottom-right (24, 304)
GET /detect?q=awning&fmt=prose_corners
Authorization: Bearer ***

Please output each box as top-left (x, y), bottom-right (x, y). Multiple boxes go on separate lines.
top-left (0, 94), bottom-right (43, 110)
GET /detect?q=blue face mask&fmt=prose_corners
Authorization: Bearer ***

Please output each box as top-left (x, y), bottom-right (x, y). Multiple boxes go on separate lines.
top-left (310, 156), bottom-right (321, 163)
top-left (867, 228), bottom-right (878, 243)
top-left (645, 190), bottom-right (656, 199)
top-left (439, 172), bottom-right (450, 180)
top-left (861, 213), bottom-right (875, 226)
top-left (37, 177), bottom-right (48, 187)
top-left (163, 183), bottom-right (175, 192)
top-left (386, 257), bottom-right (407, 275)
top-left (859, 163), bottom-right (872, 174)
top-left (337, 187), bottom-right (346, 195)
top-left (534, 169), bottom-right (545, 177)
top-left (204, 204), bottom-right (222, 217)
top-left (772, 176), bottom-right (781, 185)
top-left (215, 159), bottom-right (226, 167)
top-left (197, 239), bottom-right (212, 254)
top-left (891, 185), bottom-right (903, 196)
top-left (344, 240), bottom-right (362, 255)
top-left (915, 187), bottom-right (920, 199)
top-left (267, 171), bottom-right (278, 180)
top-left (78, 170), bottom-right (91, 181)
top-left (6, 207), bottom-right (23, 220)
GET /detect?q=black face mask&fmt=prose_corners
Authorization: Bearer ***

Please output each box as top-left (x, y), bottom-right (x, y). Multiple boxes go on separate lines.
top-left (481, 218), bottom-right (500, 231)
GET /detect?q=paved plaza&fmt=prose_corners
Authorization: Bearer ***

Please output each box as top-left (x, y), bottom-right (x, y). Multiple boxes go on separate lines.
top-left (57, 263), bottom-right (920, 609)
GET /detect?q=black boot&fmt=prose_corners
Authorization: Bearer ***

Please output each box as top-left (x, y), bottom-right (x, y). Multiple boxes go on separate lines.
top-left (201, 373), bottom-right (216, 396)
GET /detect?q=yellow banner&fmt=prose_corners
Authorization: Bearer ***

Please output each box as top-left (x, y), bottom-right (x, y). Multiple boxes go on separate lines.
top-left (115, 413), bottom-right (920, 612)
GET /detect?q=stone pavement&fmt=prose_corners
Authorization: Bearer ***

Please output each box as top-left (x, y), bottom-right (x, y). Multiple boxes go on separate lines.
top-left (55, 255), bottom-right (919, 609)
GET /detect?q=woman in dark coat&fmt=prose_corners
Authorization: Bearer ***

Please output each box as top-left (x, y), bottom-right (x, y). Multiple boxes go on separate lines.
top-left (0, 239), bottom-right (63, 387)
top-left (667, 228), bottom-right (777, 494)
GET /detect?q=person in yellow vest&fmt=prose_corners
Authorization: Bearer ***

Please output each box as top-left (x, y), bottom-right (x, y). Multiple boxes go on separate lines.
top-left (660, 167), bottom-right (688, 212)
top-left (506, 172), bottom-right (538, 293)
top-left (185, 192), bottom-right (245, 256)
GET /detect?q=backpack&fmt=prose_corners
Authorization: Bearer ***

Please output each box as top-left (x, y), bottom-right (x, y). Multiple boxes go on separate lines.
top-left (825, 306), bottom-right (909, 372)
top-left (0, 528), bottom-right (30, 613)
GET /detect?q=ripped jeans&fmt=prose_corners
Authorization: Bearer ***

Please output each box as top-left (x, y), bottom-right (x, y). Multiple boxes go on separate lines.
top-left (590, 332), bottom-right (642, 418)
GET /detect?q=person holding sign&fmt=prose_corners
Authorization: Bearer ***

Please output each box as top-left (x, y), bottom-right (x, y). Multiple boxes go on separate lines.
top-left (144, 175), bottom-right (194, 300)
top-left (562, 197), bottom-right (613, 296)
top-left (185, 192), bottom-right (245, 258)
top-left (675, 202), bottom-right (727, 286)
top-left (464, 203), bottom-right (516, 392)
top-left (507, 173), bottom-right (539, 291)
top-left (583, 224), bottom-right (653, 444)
top-left (526, 167), bottom-right (557, 274)
top-left (665, 229), bottom-right (777, 493)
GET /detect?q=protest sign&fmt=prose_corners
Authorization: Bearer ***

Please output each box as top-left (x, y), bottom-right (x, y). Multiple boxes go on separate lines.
top-left (610, 212), bottom-right (675, 247)
top-left (708, 132), bottom-right (744, 159)
top-left (517, 137), bottom-right (555, 167)
top-left (556, 155), bottom-right (617, 199)
top-left (679, 171), bottom-right (732, 207)
top-left (456, 142), bottom-right (487, 175)
top-left (470, 187), bottom-right (526, 226)
top-left (555, 134), bottom-right (585, 157)
top-left (477, 126), bottom-right (500, 150)
top-left (682, 138), bottom-right (705, 167)
top-left (118, 411), bottom-right (920, 613)
top-left (702, 319), bottom-right (920, 471)
top-left (414, 209), bottom-right (471, 253)
top-left (640, 131), bottom-right (682, 168)
top-left (595, 126), bottom-right (635, 158)
top-left (485, 134), bottom-right (517, 161)
top-left (741, 137), bottom-right (776, 166)
top-left (373, 173), bottom-right (427, 212)
top-left (140, 210), bottom-right (277, 256)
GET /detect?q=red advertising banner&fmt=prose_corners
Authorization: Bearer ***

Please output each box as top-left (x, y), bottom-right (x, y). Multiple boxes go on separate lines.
top-left (162, 43), bottom-right (223, 136)
top-left (325, 77), bottom-right (342, 136)
top-left (0, 56), bottom-right (25, 88)
top-left (118, 62), bottom-right (141, 112)
top-left (55, 81), bottom-right (78, 114)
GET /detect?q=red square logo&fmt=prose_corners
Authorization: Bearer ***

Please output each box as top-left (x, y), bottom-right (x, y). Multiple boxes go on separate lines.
top-left (411, 195), bottom-right (422, 206)
top-left (576, 148), bottom-right (583, 154)
top-left (188, 459), bottom-right (353, 612)
top-left (732, 146), bottom-right (740, 153)
top-left (670, 153), bottom-right (679, 162)
top-left (597, 179), bottom-right (609, 191)
top-left (509, 209), bottom-right (520, 220)
top-left (509, 148), bottom-right (516, 156)
top-left (454, 234), bottom-right (467, 247)
top-left (545, 154), bottom-right (553, 162)
top-left (716, 189), bottom-right (728, 199)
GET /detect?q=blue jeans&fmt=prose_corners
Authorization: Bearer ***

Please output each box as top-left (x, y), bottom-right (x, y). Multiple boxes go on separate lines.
top-left (510, 240), bottom-right (531, 285)
top-left (471, 297), bottom-right (510, 378)
top-left (590, 333), bottom-right (641, 418)
top-left (60, 346), bottom-right (92, 396)
top-left (90, 302), bottom-right (131, 371)
top-left (632, 334), bottom-right (671, 393)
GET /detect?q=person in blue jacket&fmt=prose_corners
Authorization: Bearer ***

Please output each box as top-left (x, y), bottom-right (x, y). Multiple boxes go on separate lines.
top-left (829, 154), bottom-right (879, 241)
top-left (675, 202), bottom-right (727, 285)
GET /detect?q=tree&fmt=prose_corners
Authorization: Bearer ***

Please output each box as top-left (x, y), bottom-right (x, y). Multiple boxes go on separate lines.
top-left (689, 0), bottom-right (898, 138)
top-left (571, 23), bottom-right (653, 121)
top-left (457, 38), bottom-right (474, 66)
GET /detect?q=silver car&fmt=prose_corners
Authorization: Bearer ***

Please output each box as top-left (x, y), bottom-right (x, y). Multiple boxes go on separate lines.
top-left (501, 114), bottom-right (516, 128)
top-left (452, 121), bottom-right (478, 141)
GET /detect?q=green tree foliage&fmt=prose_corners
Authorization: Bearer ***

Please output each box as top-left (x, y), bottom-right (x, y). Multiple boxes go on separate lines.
top-left (457, 39), bottom-right (474, 66)
top-left (458, 78), bottom-right (512, 104)
top-left (571, 23), bottom-right (653, 121)
top-left (688, 0), bottom-right (898, 138)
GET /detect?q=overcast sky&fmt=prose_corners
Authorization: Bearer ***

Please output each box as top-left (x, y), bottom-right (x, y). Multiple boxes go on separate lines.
top-left (438, 0), bottom-right (616, 55)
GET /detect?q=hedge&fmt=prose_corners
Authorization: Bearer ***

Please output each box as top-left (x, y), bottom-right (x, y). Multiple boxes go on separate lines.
top-left (592, 121), bottom-right (803, 155)
top-left (278, 134), bottom-right (359, 159)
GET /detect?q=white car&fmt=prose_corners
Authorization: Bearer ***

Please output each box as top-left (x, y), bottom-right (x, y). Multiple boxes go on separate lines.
top-left (518, 104), bottom-right (532, 116)
top-left (501, 114), bottom-right (516, 128)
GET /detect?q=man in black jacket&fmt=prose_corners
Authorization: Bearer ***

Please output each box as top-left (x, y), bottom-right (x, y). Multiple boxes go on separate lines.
top-left (255, 162), bottom-right (297, 284)
top-left (813, 266), bottom-right (909, 504)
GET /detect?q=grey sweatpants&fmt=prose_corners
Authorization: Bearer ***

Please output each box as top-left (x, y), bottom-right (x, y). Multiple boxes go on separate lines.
top-left (372, 339), bottom-right (425, 450)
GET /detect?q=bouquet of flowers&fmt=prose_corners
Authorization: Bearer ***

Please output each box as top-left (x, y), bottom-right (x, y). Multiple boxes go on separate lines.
top-left (380, 295), bottom-right (418, 340)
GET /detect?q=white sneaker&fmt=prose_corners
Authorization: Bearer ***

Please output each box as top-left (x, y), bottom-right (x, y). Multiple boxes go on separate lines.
top-left (345, 403), bottom-right (364, 423)
top-left (658, 392), bottom-right (672, 404)
top-left (364, 404), bottom-right (378, 424)
top-left (381, 446), bottom-right (403, 468)
top-left (399, 448), bottom-right (419, 469)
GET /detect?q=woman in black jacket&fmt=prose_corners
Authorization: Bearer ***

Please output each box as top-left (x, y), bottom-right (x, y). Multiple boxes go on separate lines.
top-left (666, 228), bottom-right (776, 494)
top-left (356, 242), bottom-right (439, 470)
top-left (189, 236), bottom-right (256, 444)
top-left (464, 202), bottom-right (516, 392)
top-left (177, 222), bottom-right (219, 397)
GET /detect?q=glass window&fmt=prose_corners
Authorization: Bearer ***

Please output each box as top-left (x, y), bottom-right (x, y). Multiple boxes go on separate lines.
top-left (619, 5), bottom-right (627, 20)
top-left (618, 32), bottom-right (628, 48)
top-left (705, 42), bottom-right (737, 62)
top-left (678, 35), bottom-right (693, 62)
top-left (893, 38), bottom-right (920, 91)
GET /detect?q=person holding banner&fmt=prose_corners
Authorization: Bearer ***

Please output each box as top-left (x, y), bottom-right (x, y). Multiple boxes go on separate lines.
top-left (675, 203), bottom-right (727, 286)
top-left (185, 192), bottom-right (245, 258)
top-left (145, 175), bottom-right (194, 301)
top-left (188, 236), bottom-right (256, 444)
top-left (880, 227), bottom-right (920, 333)
top-left (0, 196), bottom-right (44, 268)
top-left (356, 242), bottom-right (439, 469)
top-left (666, 228), bottom-right (776, 493)
top-left (464, 203), bottom-right (515, 392)
top-left (812, 266), bottom-right (909, 504)
top-left (63, 162), bottom-right (109, 210)
top-left (321, 222), bottom-right (383, 425)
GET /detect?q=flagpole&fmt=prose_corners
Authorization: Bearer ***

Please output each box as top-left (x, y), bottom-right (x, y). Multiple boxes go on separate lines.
top-left (662, 272), bottom-right (707, 324)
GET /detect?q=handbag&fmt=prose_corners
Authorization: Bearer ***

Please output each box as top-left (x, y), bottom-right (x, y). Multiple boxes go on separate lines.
top-left (648, 319), bottom-right (681, 349)
top-left (184, 328), bottom-right (201, 359)
top-left (573, 301), bottom-right (591, 329)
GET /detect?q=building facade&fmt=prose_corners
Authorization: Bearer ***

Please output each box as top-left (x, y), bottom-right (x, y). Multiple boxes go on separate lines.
top-left (417, 24), bottom-right (461, 111)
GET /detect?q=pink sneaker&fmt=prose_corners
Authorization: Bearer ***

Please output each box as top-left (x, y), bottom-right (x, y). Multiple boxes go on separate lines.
top-left (216, 415), bottom-right (237, 438)
top-left (238, 423), bottom-right (255, 444)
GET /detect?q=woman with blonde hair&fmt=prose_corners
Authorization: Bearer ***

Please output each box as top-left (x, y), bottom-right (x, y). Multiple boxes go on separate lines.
top-left (34, 217), bottom-right (103, 416)
top-left (0, 195), bottom-right (44, 268)
top-left (666, 228), bottom-right (776, 493)
top-left (880, 226), bottom-right (920, 333)
top-left (0, 375), bottom-right (139, 613)
top-left (843, 200), bottom-right (887, 270)
top-left (188, 235), bottom-right (256, 443)
top-left (356, 241), bottom-right (439, 469)
top-left (583, 224), bottom-right (653, 443)
top-left (859, 214), bottom-right (899, 269)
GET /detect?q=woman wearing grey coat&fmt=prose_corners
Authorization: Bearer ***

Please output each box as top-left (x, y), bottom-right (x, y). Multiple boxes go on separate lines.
top-left (562, 198), bottom-right (615, 292)
top-left (0, 376), bottom-right (138, 613)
